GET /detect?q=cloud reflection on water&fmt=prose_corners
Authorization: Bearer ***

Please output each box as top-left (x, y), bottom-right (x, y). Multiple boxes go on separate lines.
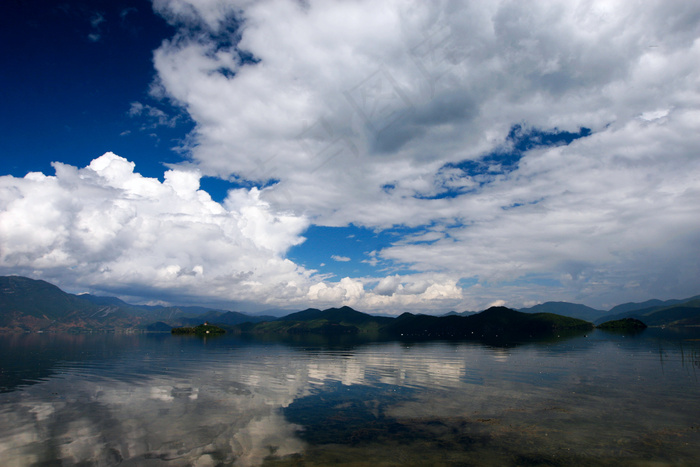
top-left (0, 333), bottom-right (699, 465)
top-left (0, 337), bottom-right (488, 466)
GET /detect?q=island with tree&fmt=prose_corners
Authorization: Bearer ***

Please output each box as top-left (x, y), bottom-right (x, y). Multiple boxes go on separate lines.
top-left (171, 322), bottom-right (226, 336)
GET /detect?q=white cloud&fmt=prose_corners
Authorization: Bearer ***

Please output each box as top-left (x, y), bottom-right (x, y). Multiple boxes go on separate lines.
top-left (0, 153), bottom-right (470, 313)
top-left (379, 110), bottom-right (700, 306)
top-left (639, 108), bottom-right (671, 122)
top-left (373, 275), bottom-right (403, 297)
top-left (149, 0), bottom-right (699, 215)
top-left (305, 274), bottom-right (463, 314)
top-left (143, 0), bottom-right (700, 308)
top-left (308, 277), bottom-right (363, 304)
top-left (0, 153), bottom-right (311, 307)
top-left (331, 255), bottom-right (350, 262)
top-left (152, 0), bottom-right (244, 31)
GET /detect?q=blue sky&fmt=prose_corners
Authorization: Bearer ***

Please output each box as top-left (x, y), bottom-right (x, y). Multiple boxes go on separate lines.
top-left (1, 0), bottom-right (699, 314)
top-left (1, 1), bottom-right (184, 178)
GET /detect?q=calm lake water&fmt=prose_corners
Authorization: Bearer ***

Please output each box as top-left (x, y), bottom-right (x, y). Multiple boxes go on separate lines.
top-left (1, 329), bottom-right (699, 466)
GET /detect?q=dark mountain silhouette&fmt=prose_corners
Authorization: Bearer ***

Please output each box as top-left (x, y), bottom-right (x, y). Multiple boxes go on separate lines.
top-left (234, 306), bottom-right (592, 340)
top-left (278, 306), bottom-right (392, 325)
top-left (237, 306), bottom-right (393, 336)
top-left (382, 307), bottom-right (592, 339)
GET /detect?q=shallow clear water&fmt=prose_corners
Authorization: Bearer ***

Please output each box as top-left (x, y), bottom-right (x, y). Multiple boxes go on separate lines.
top-left (1, 329), bottom-right (699, 466)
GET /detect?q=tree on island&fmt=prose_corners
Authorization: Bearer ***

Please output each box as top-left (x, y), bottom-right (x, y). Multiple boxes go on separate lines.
top-left (171, 322), bottom-right (226, 336)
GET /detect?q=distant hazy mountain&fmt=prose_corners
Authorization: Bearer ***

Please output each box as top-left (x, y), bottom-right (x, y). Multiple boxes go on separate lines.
top-left (595, 297), bottom-right (700, 326)
top-left (606, 295), bottom-right (700, 315)
top-left (442, 310), bottom-right (477, 317)
top-left (257, 307), bottom-right (299, 318)
top-left (0, 276), bottom-right (271, 332)
top-left (518, 302), bottom-right (608, 321)
top-left (78, 294), bottom-right (205, 319)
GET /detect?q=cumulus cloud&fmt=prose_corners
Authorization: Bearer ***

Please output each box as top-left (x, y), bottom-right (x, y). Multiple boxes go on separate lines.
top-left (0, 152), bottom-right (311, 306)
top-left (306, 274), bottom-right (463, 313)
top-left (144, 0), bottom-right (700, 308)
top-left (0, 153), bottom-right (466, 312)
top-left (331, 255), bottom-right (351, 262)
top-left (373, 275), bottom-right (404, 297)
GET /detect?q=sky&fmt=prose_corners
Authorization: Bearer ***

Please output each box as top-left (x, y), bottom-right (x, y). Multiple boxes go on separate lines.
top-left (1, 0), bottom-right (699, 314)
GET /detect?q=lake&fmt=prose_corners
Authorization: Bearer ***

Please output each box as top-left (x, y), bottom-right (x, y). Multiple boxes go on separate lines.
top-left (1, 329), bottom-right (699, 466)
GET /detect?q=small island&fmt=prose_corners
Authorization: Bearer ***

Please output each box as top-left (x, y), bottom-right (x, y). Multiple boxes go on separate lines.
top-left (171, 323), bottom-right (226, 336)
top-left (597, 318), bottom-right (647, 330)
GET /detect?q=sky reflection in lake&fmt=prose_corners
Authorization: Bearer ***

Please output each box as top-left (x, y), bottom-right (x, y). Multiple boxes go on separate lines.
top-left (1, 330), bottom-right (699, 466)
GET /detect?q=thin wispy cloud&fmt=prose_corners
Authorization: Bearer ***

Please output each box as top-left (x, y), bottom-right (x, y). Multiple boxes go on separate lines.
top-left (88, 12), bottom-right (105, 42)
top-left (129, 102), bottom-right (179, 129)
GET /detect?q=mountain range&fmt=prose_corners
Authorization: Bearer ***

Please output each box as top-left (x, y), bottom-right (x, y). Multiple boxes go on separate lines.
top-left (516, 297), bottom-right (700, 326)
top-left (216, 304), bottom-right (594, 341)
top-left (2, 275), bottom-right (699, 333)
top-left (0, 276), bottom-right (270, 332)
top-left (593, 297), bottom-right (700, 326)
